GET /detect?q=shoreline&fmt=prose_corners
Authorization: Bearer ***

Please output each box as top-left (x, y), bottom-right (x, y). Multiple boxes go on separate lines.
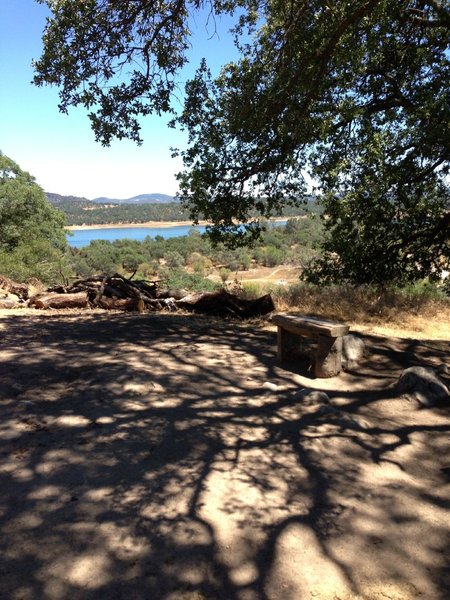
top-left (65, 217), bottom-right (290, 231)
top-left (65, 220), bottom-right (208, 231)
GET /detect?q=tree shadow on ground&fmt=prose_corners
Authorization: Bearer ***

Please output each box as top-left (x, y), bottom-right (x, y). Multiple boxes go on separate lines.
top-left (0, 313), bottom-right (449, 600)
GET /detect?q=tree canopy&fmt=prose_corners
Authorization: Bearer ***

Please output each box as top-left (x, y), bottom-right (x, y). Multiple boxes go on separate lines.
top-left (34, 1), bottom-right (450, 284)
top-left (0, 152), bottom-right (69, 283)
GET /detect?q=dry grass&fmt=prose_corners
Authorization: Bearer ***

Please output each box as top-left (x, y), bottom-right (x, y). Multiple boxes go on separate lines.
top-left (244, 281), bottom-right (450, 340)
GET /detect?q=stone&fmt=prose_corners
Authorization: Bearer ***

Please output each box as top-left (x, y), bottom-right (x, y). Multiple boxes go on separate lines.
top-left (294, 388), bottom-right (330, 405)
top-left (342, 334), bottom-right (366, 370)
top-left (262, 381), bottom-right (279, 391)
top-left (397, 366), bottom-right (449, 407)
top-left (316, 405), bottom-right (369, 429)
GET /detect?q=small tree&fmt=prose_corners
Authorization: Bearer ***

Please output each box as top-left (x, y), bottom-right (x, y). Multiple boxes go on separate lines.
top-left (219, 267), bottom-right (230, 285)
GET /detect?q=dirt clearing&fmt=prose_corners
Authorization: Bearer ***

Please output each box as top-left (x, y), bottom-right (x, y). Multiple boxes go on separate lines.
top-left (0, 311), bottom-right (449, 600)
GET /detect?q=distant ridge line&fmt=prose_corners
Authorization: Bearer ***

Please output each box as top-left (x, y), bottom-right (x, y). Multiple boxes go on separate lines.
top-left (93, 193), bottom-right (177, 204)
top-left (46, 192), bottom-right (178, 204)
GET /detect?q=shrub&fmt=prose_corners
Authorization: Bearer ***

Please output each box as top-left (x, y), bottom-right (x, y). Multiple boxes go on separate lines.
top-left (161, 269), bottom-right (218, 292)
top-left (219, 267), bottom-right (230, 284)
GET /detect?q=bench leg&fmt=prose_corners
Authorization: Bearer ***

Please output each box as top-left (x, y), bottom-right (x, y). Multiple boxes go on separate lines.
top-left (277, 326), bottom-right (285, 361)
top-left (314, 335), bottom-right (343, 378)
top-left (277, 327), bottom-right (316, 365)
top-left (277, 327), bottom-right (303, 361)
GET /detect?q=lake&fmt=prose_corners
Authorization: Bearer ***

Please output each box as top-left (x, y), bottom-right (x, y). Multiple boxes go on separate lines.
top-left (67, 221), bottom-right (288, 248)
top-left (67, 224), bottom-right (208, 248)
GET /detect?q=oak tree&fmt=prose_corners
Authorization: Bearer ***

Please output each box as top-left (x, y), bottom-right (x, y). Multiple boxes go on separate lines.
top-left (34, 1), bottom-right (450, 283)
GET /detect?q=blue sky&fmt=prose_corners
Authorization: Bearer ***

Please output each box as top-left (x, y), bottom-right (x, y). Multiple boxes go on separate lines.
top-left (0, 0), bottom-right (239, 199)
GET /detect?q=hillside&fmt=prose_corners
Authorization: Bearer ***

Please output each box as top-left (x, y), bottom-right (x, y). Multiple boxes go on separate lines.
top-left (93, 193), bottom-right (176, 204)
top-left (45, 193), bottom-right (189, 225)
top-left (46, 192), bottom-right (177, 204)
top-left (47, 192), bottom-right (322, 227)
top-left (46, 192), bottom-right (93, 206)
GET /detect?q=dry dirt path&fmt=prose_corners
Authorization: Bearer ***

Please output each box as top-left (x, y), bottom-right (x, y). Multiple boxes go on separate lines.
top-left (0, 312), bottom-right (449, 600)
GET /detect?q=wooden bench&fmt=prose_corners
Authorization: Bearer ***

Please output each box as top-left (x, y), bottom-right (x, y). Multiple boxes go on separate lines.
top-left (272, 313), bottom-right (349, 378)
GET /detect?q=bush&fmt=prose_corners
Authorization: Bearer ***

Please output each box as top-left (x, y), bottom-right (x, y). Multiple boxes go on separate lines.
top-left (241, 282), bottom-right (269, 299)
top-left (164, 251), bottom-right (185, 269)
top-left (219, 267), bottom-right (230, 283)
top-left (161, 269), bottom-right (219, 292)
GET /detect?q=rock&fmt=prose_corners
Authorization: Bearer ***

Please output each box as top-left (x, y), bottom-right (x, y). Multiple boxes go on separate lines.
top-left (294, 388), bottom-right (330, 405)
top-left (397, 366), bottom-right (449, 407)
top-left (316, 404), bottom-right (369, 429)
top-left (262, 381), bottom-right (279, 391)
top-left (0, 276), bottom-right (28, 299)
top-left (0, 291), bottom-right (20, 302)
top-left (342, 334), bottom-right (366, 370)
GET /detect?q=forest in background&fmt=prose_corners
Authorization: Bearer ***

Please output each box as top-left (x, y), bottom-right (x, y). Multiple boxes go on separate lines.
top-left (47, 193), bottom-right (321, 226)
top-left (1, 151), bottom-right (449, 328)
top-left (69, 216), bottom-right (323, 289)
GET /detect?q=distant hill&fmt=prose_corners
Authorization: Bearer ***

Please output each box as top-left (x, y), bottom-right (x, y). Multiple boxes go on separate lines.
top-left (46, 192), bottom-right (92, 205)
top-left (46, 192), bottom-right (178, 205)
top-left (93, 193), bottom-right (177, 204)
top-left (45, 191), bottom-right (187, 226)
top-left (46, 190), bottom-right (320, 227)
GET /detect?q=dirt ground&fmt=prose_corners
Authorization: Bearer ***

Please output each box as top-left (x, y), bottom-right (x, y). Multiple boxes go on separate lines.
top-left (0, 310), bottom-right (449, 600)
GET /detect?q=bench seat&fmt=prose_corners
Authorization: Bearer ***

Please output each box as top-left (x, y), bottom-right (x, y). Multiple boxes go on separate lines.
top-left (272, 313), bottom-right (349, 378)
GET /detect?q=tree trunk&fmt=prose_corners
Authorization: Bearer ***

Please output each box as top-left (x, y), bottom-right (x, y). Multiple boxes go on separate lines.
top-left (31, 292), bottom-right (89, 309)
top-left (0, 276), bottom-right (29, 300)
top-left (97, 297), bottom-right (138, 311)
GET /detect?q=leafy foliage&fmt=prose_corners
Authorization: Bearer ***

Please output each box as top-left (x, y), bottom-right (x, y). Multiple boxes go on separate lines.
top-left (68, 218), bottom-right (323, 279)
top-left (34, 1), bottom-right (450, 283)
top-left (161, 269), bottom-right (219, 292)
top-left (177, 1), bottom-right (450, 282)
top-left (34, 0), bottom-right (236, 145)
top-left (0, 153), bottom-right (70, 283)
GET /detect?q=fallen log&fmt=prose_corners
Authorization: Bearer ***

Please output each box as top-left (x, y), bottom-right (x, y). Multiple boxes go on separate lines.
top-left (0, 298), bottom-right (20, 309)
top-left (177, 290), bottom-right (275, 319)
top-left (152, 297), bottom-right (180, 311)
top-left (30, 291), bottom-right (89, 309)
top-left (158, 288), bottom-right (189, 300)
top-left (5, 272), bottom-right (275, 319)
top-left (0, 276), bottom-right (29, 300)
top-left (97, 297), bottom-right (138, 311)
top-left (56, 274), bottom-right (158, 303)
top-left (238, 294), bottom-right (276, 318)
